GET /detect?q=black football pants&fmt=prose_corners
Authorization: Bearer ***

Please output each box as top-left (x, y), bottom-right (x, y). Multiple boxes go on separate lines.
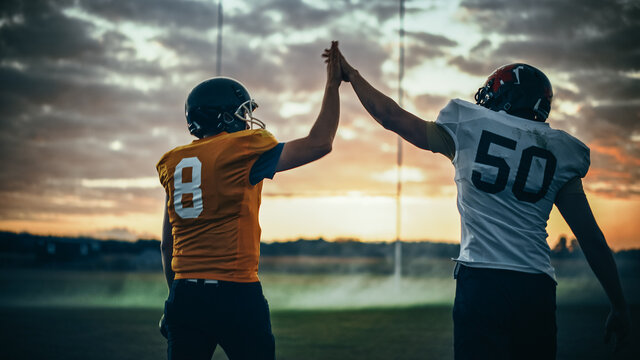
top-left (164, 279), bottom-right (275, 360)
top-left (453, 264), bottom-right (557, 360)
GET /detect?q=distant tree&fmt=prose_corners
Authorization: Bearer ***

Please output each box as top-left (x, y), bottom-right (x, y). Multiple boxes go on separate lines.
top-left (552, 236), bottom-right (569, 257)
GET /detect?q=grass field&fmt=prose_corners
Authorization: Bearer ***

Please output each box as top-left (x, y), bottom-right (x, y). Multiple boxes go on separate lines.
top-left (1, 305), bottom-right (639, 359)
top-left (1, 268), bottom-right (638, 359)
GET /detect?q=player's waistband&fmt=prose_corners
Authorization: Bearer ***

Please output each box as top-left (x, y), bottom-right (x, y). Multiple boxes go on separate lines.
top-left (176, 278), bottom-right (261, 288)
top-left (185, 278), bottom-right (219, 285)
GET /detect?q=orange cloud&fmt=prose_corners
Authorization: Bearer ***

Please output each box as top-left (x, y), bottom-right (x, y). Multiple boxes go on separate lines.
top-left (589, 142), bottom-right (640, 167)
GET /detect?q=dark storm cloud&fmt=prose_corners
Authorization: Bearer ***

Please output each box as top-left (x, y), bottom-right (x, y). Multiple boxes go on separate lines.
top-left (492, 38), bottom-right (640, 73)
top-left (446, 39), bottom-right (501, 76)
top-left (155, 31), bottom-right (288, 93)
top-left (404, 31), bottom-right (458, 68)
top-left (0, 0), bottom-right (93, 60)
top-left (447, 55), bottom-right (498, 77)
top-left (79, 0), bottom-right (345, 34)
top-left (0, 66), bottom-right (156, 118)
top-left (469, 39), bottom-right (490, 53)
top-left (582, 104), bottom-right (640, 135)
top-left (569, 71), bottom-right (640, 103)
top-left (406, 31), bottom-right (457, 48)
top-left (77, 0), bottom-right (218, 30)
top-left (458, 0), bottom-right (640, 72)
top-left (460, 0), bottom-right (636, 37)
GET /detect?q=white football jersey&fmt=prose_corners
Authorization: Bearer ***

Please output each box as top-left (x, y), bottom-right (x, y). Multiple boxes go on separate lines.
top-left (436, 99), bottom-right (590, 280)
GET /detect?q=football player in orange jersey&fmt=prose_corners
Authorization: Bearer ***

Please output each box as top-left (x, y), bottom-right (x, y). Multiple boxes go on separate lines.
top-left (156, 41), bottom-right (343, 360)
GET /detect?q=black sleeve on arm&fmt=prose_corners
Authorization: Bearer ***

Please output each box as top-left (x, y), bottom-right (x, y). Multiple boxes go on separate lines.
top-left (555, 176), bottom-right (585, 204)
top-left (426, 122), bottom-right (456, 160)
top-left (249, 142), bottom-right (285, 185)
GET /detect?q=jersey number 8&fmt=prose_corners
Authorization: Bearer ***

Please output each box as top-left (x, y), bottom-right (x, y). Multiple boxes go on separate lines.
top-left (174, 157), bottom-right (203, 219)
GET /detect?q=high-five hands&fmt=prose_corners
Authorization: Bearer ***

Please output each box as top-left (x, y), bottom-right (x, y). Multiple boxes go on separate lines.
top-left (322, 41), bottom-right (342, 88)
top-left (323, 42), bottom-right (356, 83)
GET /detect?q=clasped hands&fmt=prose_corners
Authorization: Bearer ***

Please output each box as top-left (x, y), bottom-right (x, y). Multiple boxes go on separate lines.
top-left (322, 41), bottom-right (356, 86)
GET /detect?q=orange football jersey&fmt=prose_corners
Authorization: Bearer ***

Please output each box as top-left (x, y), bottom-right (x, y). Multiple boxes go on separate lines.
top-left (156, 129), bottom-right (278, 282)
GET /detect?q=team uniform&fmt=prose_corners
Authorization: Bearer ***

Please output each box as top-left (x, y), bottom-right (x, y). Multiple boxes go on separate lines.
top-left (431, 99), bottom-right (589, 359)
top-left (157, 129), bottom-right (283, 360)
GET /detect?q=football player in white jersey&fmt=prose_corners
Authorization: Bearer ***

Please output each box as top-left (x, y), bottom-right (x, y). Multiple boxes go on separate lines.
top-left (327, 45), bottom-right (631, 359)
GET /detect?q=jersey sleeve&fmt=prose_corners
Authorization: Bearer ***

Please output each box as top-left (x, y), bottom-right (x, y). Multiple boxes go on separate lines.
top-left (435, 99), bottom-right (463, 161)
top-left (244, 129), bottom-right (279, 154)
top-left (241, 129), bottom-right (279, 185)
top-left (569, 137), bottom-right (590, 178)
top-left (249, 142), bottom-right (284, 185)
top-left (554, 130), bottom-right (590, 181)
top-left (155, 153), bottom-right (170, 193)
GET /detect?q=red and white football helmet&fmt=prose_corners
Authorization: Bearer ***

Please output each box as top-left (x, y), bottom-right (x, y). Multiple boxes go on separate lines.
top-left (475, 63), bottom-right (553, 122)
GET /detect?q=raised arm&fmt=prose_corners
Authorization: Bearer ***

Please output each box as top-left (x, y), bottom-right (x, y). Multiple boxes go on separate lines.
top-left (336, 46), bottom-right (431, 150)
top-left (161, 195), bottom-right (175, 290)
top-left (275, 41), bottom-right (341, 172)
top-left (555, 178), bottom-right (631, 351)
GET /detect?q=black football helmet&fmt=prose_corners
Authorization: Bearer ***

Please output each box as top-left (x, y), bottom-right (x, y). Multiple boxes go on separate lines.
top-left (185, 77), bottom-right (265, 138)
top-left (474, 63), bottom-right (553, 122)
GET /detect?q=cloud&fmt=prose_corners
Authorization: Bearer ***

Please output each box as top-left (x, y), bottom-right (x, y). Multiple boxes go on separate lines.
top-left (448, 55), bottom-right (496, 77)
top-left (77, 0), bottom-right (219, 30)
top-left (84, 227), bottom-right (146, 241)
top-left (403, 31), bottom-right (458, 69)
top-left (0, 0), bottom-right (96, 60)
top-left (446, 39), bottom-right (503, 76)
top-left (458, 0), bottom-right (640, 72)
top-left (406, 31), bottom-right (457, 48)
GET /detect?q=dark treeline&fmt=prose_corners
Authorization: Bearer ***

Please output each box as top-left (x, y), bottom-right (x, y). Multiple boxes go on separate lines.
top-left (1, 231), bottom-right (638, 273)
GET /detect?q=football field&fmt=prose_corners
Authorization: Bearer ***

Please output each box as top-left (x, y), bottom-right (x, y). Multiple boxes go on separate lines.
top-left (1, 269), bottom-right (639, 359)
top-left (1, 304), bottom-right (639, 359)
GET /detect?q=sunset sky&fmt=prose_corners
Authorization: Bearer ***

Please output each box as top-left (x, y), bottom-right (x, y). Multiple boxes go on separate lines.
top-left (0, 0), bottom-right (638, 249)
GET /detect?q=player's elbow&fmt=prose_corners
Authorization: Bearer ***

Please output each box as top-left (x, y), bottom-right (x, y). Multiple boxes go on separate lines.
top-left (321, 143), bottom-right (333, 156)
top-left (375, 105), bottom-right (402, 131)
top-left (311, 140), bottom-right (333, 159)
top-left (306, 133), bottom-right (334, 158)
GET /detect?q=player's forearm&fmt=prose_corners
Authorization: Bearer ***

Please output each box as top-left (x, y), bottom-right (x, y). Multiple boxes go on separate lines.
top-left (161, 200), bottom-right (175, 289)
top-left (556, 188), bottom-right (627, 312)
top-left (161, 247), bottom-right (175, 289)
top-left (347, 69), bottom-right (402, 130)
top-left (306, 82), bottom-right (340, 157)
top-left (578, 236), bottom-right (627, 311)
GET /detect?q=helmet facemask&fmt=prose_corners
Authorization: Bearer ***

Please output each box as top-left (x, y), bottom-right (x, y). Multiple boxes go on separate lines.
top-left (474, 79), bottom-right (495, 109)
top-left (232, 99), bottom-right (265, 130)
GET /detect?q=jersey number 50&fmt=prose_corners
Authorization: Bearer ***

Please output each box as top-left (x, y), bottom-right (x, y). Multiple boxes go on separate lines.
top-left (173, 157), bottom-right (203, 219)
top-left (472, 130), bottom-right (557, 203)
